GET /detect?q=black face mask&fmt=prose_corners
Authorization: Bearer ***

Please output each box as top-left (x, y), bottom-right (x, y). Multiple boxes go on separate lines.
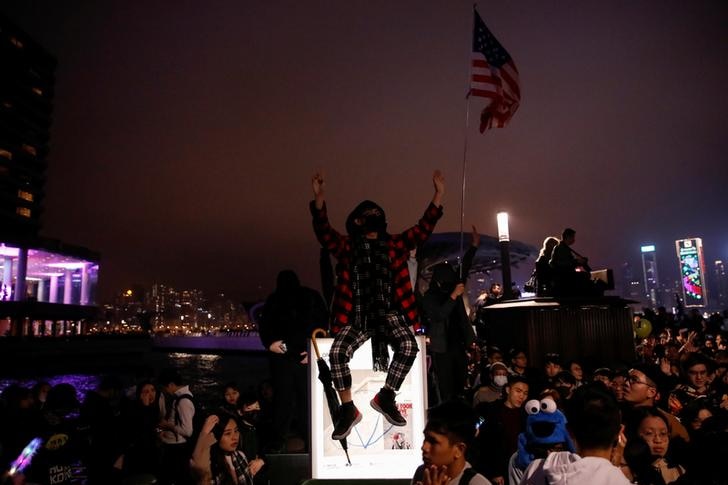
top-left (361, 214), bottom-right (386, 234)
top-left (347, 200), bottom-right (387, 236)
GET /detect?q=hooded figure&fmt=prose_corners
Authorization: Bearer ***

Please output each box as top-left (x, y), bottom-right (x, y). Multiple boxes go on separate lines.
top-left (430, 262), bottom-right (459, 294)
top-left (421, 228), bottom-right (479, 403)
top-left (260, 270), bottom-right (328, 452)
top-left (345, 200), bottom-right (388, 237)
top-left (309, 170), bottom-right (445, 440)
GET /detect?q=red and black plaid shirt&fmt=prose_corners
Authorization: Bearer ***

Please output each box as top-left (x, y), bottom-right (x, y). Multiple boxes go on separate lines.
top-left (310, 200), bottom-right (443, 334)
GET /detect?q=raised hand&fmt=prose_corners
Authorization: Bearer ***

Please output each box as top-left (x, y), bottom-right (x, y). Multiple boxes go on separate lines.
top-left (312, 171), bottom-right (325, 209)
top-left (202, 414), bottom-right (220, 436)
top-left (432, 170), bottom-right (445, 207)
top-left (312, 172), bottom-right (325, 197)
top-left (433, 170), bottom-right (445, 195)
top-left (451, 283), bottom-right (466, 300)
top-left (471, 225), bottom-right (480, 248)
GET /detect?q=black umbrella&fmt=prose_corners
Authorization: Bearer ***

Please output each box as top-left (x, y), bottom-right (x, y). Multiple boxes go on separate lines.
top-left (311, 328), bottom-right (352, 465)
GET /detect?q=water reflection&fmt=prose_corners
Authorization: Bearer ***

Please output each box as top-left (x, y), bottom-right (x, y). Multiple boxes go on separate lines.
top-left (0, 351), bottom-right (269, 409)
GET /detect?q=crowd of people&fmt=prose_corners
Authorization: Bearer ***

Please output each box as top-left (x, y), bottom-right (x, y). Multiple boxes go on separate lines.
top-left (2, 302), bottom-right (726, 485)
top-left (0, 367), bottom-right (282, 485)
top-left (2, 168), bottom-right (727, 485)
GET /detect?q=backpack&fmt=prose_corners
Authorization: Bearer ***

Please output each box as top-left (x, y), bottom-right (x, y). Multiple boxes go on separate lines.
top-left (173, 393), bottom-right (205, 450)
top-left (459, 467), bottom-right (477, 485)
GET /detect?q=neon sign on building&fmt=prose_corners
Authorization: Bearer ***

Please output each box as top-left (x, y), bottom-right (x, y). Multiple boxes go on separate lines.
top-left (675, 238), bottom-right (708, 308)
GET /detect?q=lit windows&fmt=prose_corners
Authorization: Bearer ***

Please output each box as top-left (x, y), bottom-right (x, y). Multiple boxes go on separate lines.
top-left (16, 207), bottom-right (31, 218)
top-left (17, 190), bottom-right (34, 202)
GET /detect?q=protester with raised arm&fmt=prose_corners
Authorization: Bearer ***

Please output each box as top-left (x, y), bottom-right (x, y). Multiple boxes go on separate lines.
top-left (310, 170), bottom-right (444, 440)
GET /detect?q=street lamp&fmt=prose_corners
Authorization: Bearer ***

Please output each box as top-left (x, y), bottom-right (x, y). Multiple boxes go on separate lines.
top-left (497, 212), bottom-right (512, 299)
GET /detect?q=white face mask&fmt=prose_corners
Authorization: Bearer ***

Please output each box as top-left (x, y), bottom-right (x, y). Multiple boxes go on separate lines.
top-left (493, 375), bottom-right (508, 387)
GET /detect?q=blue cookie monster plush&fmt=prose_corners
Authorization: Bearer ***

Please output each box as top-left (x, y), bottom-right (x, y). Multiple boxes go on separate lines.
top-left (514, 397), bottom-right (576, 470)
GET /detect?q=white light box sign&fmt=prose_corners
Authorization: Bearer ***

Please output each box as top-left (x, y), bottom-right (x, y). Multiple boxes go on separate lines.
top-left (310, 336), bottom-right (428, 479)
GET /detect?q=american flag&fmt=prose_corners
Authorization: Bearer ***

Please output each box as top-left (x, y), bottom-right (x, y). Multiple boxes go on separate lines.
top-left (470, 10), bottom-right (520, 132)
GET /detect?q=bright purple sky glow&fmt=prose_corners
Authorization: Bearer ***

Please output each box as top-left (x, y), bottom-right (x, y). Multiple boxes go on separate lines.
top-left (3, 1), bottom-right (727, 303)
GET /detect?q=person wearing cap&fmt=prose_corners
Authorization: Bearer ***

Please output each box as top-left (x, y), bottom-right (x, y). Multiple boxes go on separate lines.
top-left (310, 170), bottom-right (444, 441)
top-left (622, 365), bottom-right (689, 443)
top-left (422, 225), bottom-right (479, 403)
top-left (472, 362), bottom-right (510, 407)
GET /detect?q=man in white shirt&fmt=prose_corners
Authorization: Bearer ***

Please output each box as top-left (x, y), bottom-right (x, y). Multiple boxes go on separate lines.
top-left (158, 369), bottom-right (195, 485)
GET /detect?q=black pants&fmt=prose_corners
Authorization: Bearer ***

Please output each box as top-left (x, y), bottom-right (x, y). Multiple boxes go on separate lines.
top-left (432, 350), bottom-right (467, 403)
top-left (269, 355), bottom-right (309, 451)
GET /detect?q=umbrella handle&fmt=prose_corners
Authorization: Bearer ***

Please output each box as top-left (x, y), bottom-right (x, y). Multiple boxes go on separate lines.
top-left (311, 328), bottom-right (328, 360)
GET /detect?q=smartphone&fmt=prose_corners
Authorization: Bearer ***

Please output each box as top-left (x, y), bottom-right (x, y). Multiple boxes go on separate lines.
top-left (475, 416), bottom-right (485, 430)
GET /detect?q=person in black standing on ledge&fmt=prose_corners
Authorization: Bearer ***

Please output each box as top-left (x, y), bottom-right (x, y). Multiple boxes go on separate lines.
top-left (260, 269), bottom-right (328, 453)
top-left (421, 225), bottom-right (480, 403)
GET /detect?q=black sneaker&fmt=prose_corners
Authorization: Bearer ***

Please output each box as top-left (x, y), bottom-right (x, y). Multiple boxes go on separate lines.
top-left (331, 403), bottom-right (362, 440)
top-left (370, 387), bottom-right (406, 426)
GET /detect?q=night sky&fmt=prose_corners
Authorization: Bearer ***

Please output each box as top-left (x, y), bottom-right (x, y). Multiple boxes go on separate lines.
top-left (3, 1), bottom-right (727, 303)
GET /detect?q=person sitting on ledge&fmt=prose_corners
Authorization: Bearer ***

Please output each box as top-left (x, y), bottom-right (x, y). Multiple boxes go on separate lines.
top-left (310, 170), bottom-right (444, 441)
top-left (549, 228), bottom-right (593, 297)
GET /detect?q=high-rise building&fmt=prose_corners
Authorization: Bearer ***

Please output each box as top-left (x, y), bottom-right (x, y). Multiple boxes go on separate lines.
top-left (0, 14), bottom-right (100, 337)
top-left (0, 13), bottom-right (55, 236)
top-left (640, 244), bottom-right (661, 308)
top-left (714, 260), bottom-right (727, 310)
top-left (621, 261), bottom-right (643, 304)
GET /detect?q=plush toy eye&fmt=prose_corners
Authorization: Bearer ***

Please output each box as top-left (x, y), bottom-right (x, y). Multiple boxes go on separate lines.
top-left (525, 399), bottom-right (541, 415)
top-left (540, 398), bottom-right (557, 413)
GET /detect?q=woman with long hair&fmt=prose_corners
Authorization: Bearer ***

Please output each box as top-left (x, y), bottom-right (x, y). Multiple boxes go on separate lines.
top-left (191, 412), bottom-right (264, 485)
top-left (623, 407), bottom-right (685, 484)
top-left (535, 236), bottom-right (559, 296)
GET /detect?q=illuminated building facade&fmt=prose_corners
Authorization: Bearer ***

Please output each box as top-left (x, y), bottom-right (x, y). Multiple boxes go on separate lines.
top-left (675, 238), bottom-right (708, 308)
top-left (0, 15), bottom-right (100, 336)
top-left (640, 244), bottom-right (661, 308)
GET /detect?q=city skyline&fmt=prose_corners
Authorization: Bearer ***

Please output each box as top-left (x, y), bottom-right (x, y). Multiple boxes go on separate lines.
top-left (2, 1), bottom-right (727, 302)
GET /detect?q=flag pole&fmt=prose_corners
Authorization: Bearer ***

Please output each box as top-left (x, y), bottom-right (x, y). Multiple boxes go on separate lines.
top-left (459, 4), bottom-right (477, 279)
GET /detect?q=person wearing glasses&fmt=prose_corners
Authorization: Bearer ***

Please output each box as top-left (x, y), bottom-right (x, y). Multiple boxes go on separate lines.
top-left (622, 407), bottom-right (685, 485)
top-left (666, 352), bottom-right (715, 416)
top-left (622, 365), bottom-right (689, 443)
